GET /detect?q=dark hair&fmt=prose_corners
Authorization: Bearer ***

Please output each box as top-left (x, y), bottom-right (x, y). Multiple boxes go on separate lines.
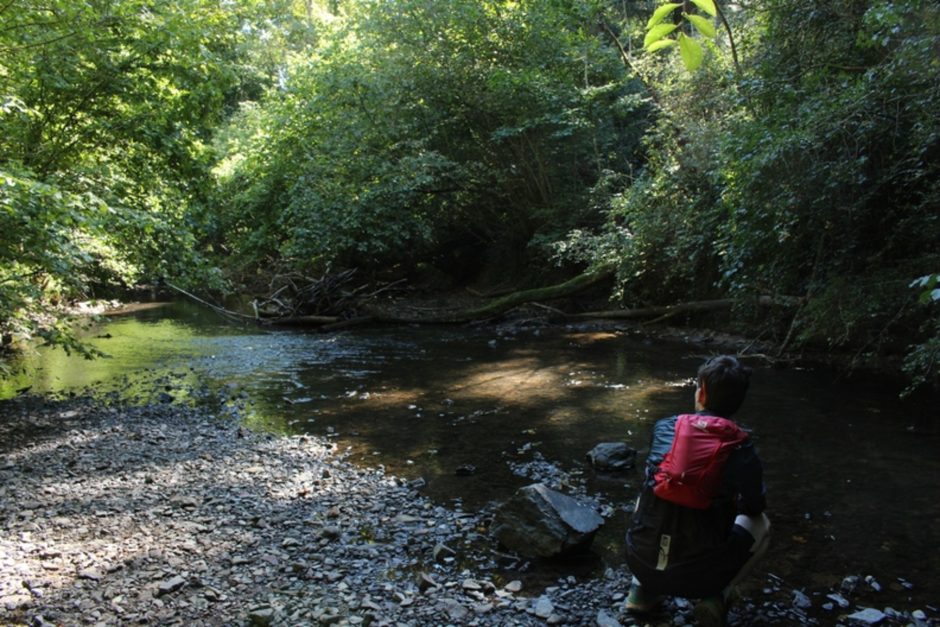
top-left (697, 355), bottom-right (752, 417)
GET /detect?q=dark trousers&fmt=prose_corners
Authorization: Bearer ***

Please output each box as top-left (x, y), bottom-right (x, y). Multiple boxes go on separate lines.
top-left (626, 522), bottom-right (757, 599)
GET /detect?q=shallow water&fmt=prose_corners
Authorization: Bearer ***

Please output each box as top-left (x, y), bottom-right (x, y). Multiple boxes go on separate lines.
top-left (3, 301), bottom-right (938, 609)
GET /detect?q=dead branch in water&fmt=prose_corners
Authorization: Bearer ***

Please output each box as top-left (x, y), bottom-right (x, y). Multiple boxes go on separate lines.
top-left (165, 282), bottom-right (256, 323)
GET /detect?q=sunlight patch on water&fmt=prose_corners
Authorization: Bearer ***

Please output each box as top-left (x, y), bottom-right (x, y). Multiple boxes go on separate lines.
top-left (444, 359), bottom-right (569, 403)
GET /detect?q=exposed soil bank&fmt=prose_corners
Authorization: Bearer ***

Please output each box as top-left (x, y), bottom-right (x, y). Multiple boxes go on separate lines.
top-left (1, 392), bottom-right (935, 626)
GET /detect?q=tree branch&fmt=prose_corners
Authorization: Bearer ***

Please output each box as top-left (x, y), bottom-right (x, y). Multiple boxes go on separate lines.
top-left (713, 0), bottom-right (741, 75)
top-left (0, 30), bottom-right (77, 53)
top-left (598, 20), bottom-right (664, 111)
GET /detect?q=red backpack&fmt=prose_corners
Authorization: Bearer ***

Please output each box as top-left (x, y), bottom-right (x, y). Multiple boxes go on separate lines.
top-left (653, 414), bottom-right (748, 509)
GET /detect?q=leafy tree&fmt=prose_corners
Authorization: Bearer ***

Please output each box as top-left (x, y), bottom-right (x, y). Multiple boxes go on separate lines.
top-left (210, 0), bottom-right (648, 283)
top-left (0, 0), bottom-right (268, 361)
top-left (575, 0), bottom-right (940, 388)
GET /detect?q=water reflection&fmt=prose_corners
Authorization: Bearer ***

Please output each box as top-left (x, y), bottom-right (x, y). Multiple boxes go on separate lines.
top-left (2, 301), bottom-right (938, 607)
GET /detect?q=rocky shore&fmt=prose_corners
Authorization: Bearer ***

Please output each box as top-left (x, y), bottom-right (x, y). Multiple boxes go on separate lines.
top-left (1, 393), bottom-right (935, 626)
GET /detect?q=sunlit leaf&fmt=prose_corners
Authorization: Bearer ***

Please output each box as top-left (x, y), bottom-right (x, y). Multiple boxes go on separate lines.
top-left (647, 38), bottom-right (678, 53)
top-left (686, 14), bottom-right (717, 39)
top-left (690, 0), bottom-right (718, 17)
top-left (647, 3), bottom-right (682, 29)
top-left (644, 23), bottom-right (679, 49)
top-left (678, 33), bottom-right (704, 71)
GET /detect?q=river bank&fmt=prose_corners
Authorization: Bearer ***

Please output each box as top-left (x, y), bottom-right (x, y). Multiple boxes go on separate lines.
top-left (1, 388), bottom-right (935, 626)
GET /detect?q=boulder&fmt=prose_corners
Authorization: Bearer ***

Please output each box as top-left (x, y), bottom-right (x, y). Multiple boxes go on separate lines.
top-left (586, 442), bottom-right (637, 471)
top-left (491, 483), bottom-right (604, 558)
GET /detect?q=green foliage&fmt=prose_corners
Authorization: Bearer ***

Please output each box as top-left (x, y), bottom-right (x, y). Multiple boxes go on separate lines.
top-left (911, 275), bottom-right (940, 305)
top-left (210, 0), bottom-right (648, 278)
top-left (0, 0), bottom-right (262, 358)
top-left (575, 0), bottom-right (940, 388)
top-left (644, 0), bottom-right (718, 71)
top-left (715, 0), bottom-right (940, 359)
top-left (2, 0), bottom-right (937, 393)
top-left (903, 320), bottom-right (939, 394)
top-left (902, 274), bottom-right (940, 393)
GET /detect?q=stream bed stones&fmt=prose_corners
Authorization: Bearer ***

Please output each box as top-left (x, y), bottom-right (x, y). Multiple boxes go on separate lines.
top-left (0, 395), bottom-right (629, 626)
top-left (1, 393), bottom-right (937, 627)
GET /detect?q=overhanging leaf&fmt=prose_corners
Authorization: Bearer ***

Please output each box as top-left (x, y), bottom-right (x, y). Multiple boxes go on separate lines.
top-left (690, 0), bottom-right (718, 17)
top-left (647, 3), bottom-right (682, 29)
top-left (678, 33), bottom-right (704, 71)
top-left (644, 23), bottom-right (679, 49)
top-left (647, 38), bottom-right (678, 52)
top-left (686, 14), bottom-right (717, 39)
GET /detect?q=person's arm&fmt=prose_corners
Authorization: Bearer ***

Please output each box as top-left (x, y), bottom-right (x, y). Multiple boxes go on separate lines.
top-left (729, 443), bottom-right (766, 516)
top-left (647, 415), bottom-right (678, 469)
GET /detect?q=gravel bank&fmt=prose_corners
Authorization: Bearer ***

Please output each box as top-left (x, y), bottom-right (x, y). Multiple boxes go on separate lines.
top-left (0, 395), bottom-right (635, 626)
top-left (1, 395), bottom-right (935, 627)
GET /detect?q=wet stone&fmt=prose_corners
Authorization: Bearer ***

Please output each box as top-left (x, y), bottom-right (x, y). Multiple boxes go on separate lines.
top-left (596, 608), bottom-right (621, 627)
top-left (792, 589), bottom-right (812, 609)
top-left (156, 575), bottom-right (187, 597)
top-left (432, 542), bottom-right (456, 563)
top-left (417, 572), bottom-right (437, 592)
top-left (534, 596), bottom-right (554, 618)
top-left (248, 606), bottom-right (275, 626)
top-left (846, 608), bottom-right (887, 624)
top-left (77, 569), bottom-right (102, 582)
top-left (826, 592), bottom-right (850, 608)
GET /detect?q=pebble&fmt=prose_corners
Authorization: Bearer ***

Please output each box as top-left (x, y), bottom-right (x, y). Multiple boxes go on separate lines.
top-left (534, 596), bottom-right (554, 618)
top-left (848, 608), bottom-right (887, 624)
top-left (1, 393), bottom-right (934, 627)
top-left (596, 608), bottom-right (622, 626)
top-left (248, 606), bottom-right (276, 626)
top-left (792, 589), bottom-right (812, 609)
top-left (827, 592), bottom-right (851, 608)
top-left (156, 575), bottom-right (187, 597)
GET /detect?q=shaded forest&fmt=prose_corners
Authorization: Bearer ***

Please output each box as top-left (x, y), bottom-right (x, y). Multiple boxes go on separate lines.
top-left (1, 0), bottom-right (938, 390)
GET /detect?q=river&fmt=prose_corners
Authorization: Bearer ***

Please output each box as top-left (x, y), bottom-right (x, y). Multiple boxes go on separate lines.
top-left (2, 300), bottom-right (937, 612)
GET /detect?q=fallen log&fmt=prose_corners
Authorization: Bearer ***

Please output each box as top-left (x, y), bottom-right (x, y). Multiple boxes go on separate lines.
top-left (319, 316), bottom-right (376, 332)
top-left (458, 265), bottom-right (615, 321)
top-left (169, 270), bottom-right (800, 330)
top-left (259, 314), bottom-right (341, 327)
top-left (567, 298), bottom-right (734, 320)
top-left (566, 294), bottom-right (801, 322)
top-left (367, 265), bottom-right (616, 324)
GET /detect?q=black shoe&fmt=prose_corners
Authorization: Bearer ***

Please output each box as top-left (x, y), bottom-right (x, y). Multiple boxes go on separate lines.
top-left (693, 595), bottom-right (727, 627)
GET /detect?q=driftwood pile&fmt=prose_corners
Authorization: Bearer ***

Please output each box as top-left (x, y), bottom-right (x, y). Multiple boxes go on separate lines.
top-left (167, 271), bottom-right (403, 331)
top-left (249, 270), bottom-right (404, 328)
